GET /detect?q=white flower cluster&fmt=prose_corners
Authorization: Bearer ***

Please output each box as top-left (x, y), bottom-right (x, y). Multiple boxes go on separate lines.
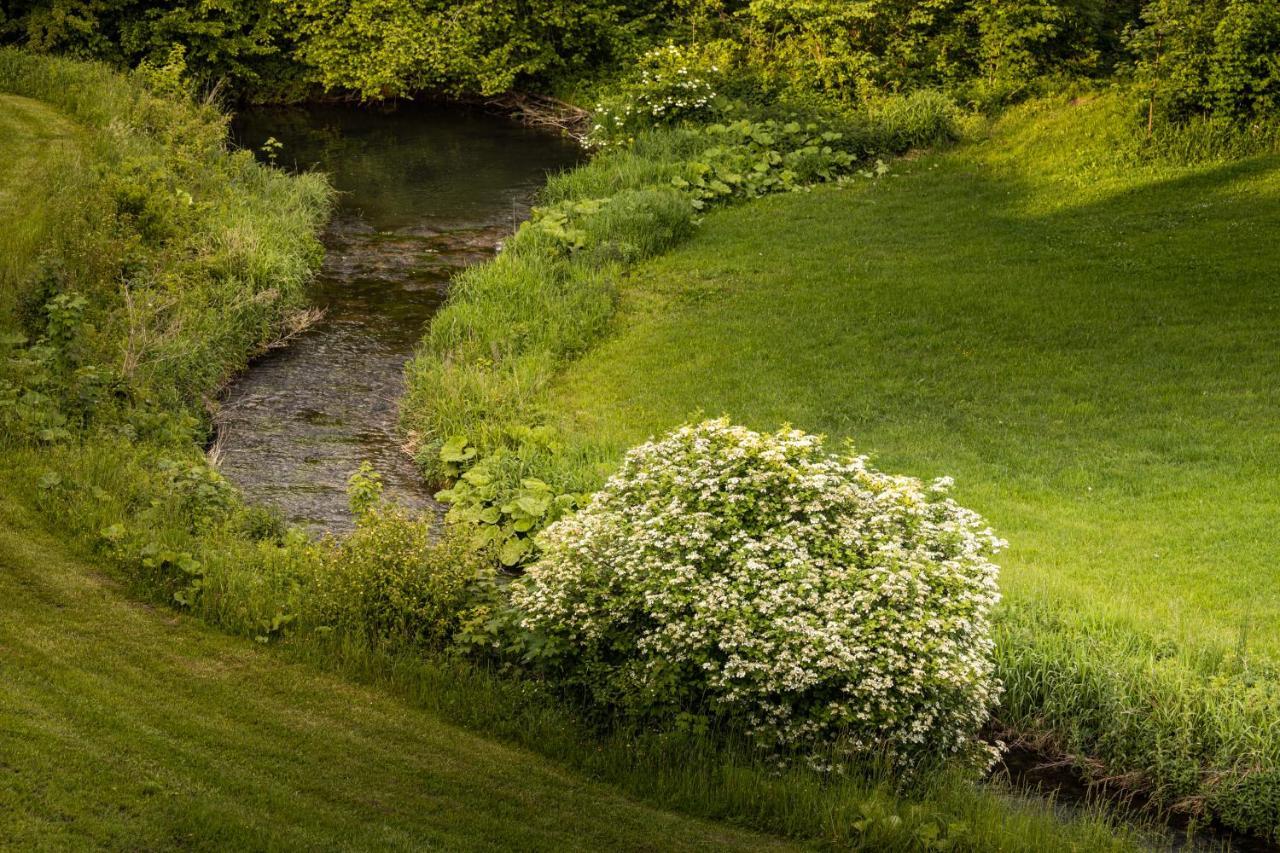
top-left (587, 44), bottom-right (719, 148)
top-left (512, 419), bottom-right (1004, 768)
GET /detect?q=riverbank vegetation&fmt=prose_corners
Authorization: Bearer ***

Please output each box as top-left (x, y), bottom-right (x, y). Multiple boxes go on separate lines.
top-left (4, 0), bottom-right (1280, 848)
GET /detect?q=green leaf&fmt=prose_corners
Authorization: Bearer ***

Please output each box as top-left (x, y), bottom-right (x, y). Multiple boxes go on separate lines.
top-left (515, 494), bottom-right (551, 517)
top-left (499, 536), bottom-right (531, 567)
top-left (100, 523), bottom-right (126, 542)
top-left (440, 435), bottom-right (476, 463)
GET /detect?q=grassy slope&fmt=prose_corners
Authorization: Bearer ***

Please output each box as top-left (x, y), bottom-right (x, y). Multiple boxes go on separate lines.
top-left (0, 496), bottom-right (802, 852)
top-left (0, 94), bottom-right (80, 308)
top-left (546, 94), bottom-right (1280, 658)
top-left (0, 92), bottom-right (796, 853)
top-left (0, 94), bottom-right (72, 194)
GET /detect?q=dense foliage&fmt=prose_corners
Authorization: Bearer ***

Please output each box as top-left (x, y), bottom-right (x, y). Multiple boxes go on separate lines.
top-left (513, 420), bottom-right (1004, 770)
top-left (277, 0), bottom-right (658, 98)
top-left (5, 0), bottom-right (1277, 138)
top-left (306, 484), bottom-right (495, 649)
top-left (1129, 0), bottom-right (1280, 128)
top-left (0, 48), bottom-right (329, 433)
top-left (0, 0), bottom-right (300, 96)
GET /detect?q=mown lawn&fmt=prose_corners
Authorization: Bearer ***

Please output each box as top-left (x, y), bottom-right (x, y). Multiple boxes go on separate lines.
top-left (0, 93), bottom-right (80, 306)
top-left (0, 493), bottom-right (802, 852)
top-left (546, 94), bottom-right (1280, 659)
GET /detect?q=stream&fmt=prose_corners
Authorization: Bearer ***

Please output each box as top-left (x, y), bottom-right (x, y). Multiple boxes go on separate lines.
top-left (218, 104), bottom-right (581, 532)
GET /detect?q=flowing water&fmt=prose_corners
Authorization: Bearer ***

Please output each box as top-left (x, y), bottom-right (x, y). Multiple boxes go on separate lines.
top-left (219, 104), bottom-right (582, 532)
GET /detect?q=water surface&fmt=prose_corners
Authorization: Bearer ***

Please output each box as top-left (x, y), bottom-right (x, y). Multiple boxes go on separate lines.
top-left (219, 104), bottom-right (581, 531)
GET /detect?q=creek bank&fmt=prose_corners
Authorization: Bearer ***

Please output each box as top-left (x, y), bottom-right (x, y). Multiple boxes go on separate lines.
top-left (214, 102), bottom-right (582, 531)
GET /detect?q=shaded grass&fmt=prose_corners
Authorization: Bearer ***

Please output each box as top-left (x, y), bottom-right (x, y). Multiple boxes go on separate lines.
top-left (536, 93), bottom-right (1280, 836)
top-left (0, 496), bottom-right (802, 852)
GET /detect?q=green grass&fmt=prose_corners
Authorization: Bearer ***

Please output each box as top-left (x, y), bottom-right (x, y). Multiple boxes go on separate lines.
top-left (0, 497), bottom-right (804, 852)
top-left (547, 93), bottom-right (1280, 657)
top-left (0, 93), bottom-right (81, 317)
top-left (532, 93), bottom-right (1280, 835)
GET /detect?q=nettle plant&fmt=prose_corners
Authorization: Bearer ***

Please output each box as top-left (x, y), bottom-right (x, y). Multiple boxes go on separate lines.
top-left (512, 419), bottom-right (1005, 771)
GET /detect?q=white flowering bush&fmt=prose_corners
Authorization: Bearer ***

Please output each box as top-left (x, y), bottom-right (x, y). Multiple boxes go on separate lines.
top-left (587, 43), bottom-right (725, 148)
top-left (511, 419), bottom-right (1004, 770)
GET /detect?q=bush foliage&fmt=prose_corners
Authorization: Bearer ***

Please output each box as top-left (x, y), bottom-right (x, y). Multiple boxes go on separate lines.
top-left (5, 0), bottom-right (1274, 138)
top-left (512, 420), bottom-right (1005, 770)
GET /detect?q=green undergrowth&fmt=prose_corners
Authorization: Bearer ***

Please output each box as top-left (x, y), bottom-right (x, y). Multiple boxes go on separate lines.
top-left (500, 92), bottom-right (1278, 839)
top-left (0, 48), bottom-right (331, 412)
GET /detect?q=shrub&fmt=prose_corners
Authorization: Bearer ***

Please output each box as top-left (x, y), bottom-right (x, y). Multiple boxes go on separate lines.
top-left (588, 42), bottom-right (729, 147)
top-left (671, 119), bottom-right (858, 209)
top-left (511, 419), bottom-right (1005, 770)
top-left (435, 440), bottom-right (581, 568)
top-left (307, 507), bottom-right (494, 649)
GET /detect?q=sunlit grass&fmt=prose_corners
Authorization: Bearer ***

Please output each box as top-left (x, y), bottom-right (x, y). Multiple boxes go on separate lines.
top-left (548, 93), bottom-right (1280, 658)
top-left (540, 93), bottom-right (1280, 836)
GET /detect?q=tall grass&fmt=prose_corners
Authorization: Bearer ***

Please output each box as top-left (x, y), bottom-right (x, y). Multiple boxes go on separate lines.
top-left (997, 606), bottom-right (1280, 838)
top-left (0, 48), bottom-right (331, 408)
